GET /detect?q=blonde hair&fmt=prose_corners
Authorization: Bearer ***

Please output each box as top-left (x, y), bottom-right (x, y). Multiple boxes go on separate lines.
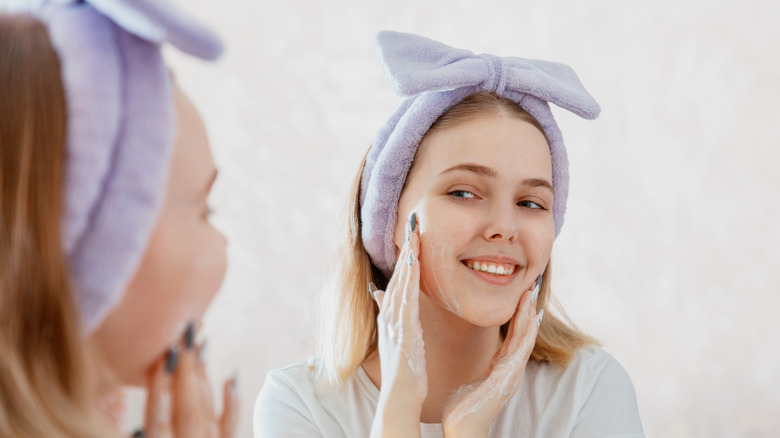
top-left (0, 14), bottom-right (113, 437)
top-left (316, 92), bottom-right (597, 384)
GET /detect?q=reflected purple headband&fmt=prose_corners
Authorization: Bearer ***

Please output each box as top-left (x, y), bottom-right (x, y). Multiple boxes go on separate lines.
top-left (10, 0), bottom-right (222, 332)
top-left (360, 31), bottom-right (601, 277)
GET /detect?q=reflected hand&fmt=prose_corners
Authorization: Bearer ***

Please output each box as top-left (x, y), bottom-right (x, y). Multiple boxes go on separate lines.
top-left (141, 325), bottom-right (239, 438)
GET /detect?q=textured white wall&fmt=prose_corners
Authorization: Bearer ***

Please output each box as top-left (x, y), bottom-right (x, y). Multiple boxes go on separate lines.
top-left (163, 0), bottom-right (780, 436)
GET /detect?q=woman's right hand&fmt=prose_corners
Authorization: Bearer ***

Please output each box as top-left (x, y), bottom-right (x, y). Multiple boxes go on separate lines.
top-left (140, 325), bottom-right (239, 438)
top-left (370, 212), bottom-right (427, 437)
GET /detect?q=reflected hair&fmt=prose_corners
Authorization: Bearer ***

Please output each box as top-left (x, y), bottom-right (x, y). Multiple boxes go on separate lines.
top-left (316, 92), bottom-right (596, 384)
top-left (0, 14), bottom-right (112, 437)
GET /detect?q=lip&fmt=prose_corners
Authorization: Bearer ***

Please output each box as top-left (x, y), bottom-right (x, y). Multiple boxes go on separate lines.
top-left (460, 255), bottom-right (523, 286)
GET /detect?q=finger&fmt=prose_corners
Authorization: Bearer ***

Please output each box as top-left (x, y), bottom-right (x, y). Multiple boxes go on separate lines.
top-left (219, 375), bottom-right (240, 438)
top-left (195, 342), bottom-right (216, 423)
top-left (401, 230), bottom-right (422, 330)
top-left (173, 323), bottom-right (210, 436)
top-left (373, 289), bottom-right (386, 309)
top-left (144, 352), bottom-right (175, 438)
top-left (505, 287), bottom-right (537, 352)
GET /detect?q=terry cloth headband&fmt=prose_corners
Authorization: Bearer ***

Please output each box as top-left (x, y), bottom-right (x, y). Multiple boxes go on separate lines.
top-left (360, 30), bottom-right (601, 278)
top-left (9, 0), bottom-right (223, 333)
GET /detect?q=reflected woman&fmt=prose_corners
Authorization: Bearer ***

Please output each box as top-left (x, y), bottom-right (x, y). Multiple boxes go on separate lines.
top-left (255, 31), bottom-right (644, 437)
top-left (0, 1), bottom-right (237, 436)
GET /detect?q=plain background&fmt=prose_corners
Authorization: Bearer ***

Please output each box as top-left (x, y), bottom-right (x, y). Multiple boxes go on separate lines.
top-left (159, 0), bottom-right (780, 436)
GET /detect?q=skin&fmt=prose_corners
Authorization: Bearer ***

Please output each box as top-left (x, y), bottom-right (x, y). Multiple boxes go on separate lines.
top-left (86, 85), bottom-right (237, 437)
top-left (364, 111), bottom-right (554, 437)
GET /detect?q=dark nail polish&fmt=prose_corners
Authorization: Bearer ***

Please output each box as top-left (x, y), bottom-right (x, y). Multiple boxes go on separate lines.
top-left (368, 282), bottom-right (377, 300)
top-left (166, 346), bottom-right (179, 374)
top-left (536, 274), bottom-right (543, 288)
top-left (409, 212), bottom-right (417, 233)
top-left (184, 322), bottom-right (195, 350)
top-left (132, 429), bottom-right (145, 438)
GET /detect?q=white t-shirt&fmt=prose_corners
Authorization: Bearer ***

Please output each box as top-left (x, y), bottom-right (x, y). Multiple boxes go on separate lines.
top-left (254, 347), bottom-right (644, 437)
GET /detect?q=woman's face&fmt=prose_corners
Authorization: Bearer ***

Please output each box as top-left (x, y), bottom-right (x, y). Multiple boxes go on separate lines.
top-left (394, 111), bottom-right (555, 328)
top-left (89, 86), bottom-right (227, 385)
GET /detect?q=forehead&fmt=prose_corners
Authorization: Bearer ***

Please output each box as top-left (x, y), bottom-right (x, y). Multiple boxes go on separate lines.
top-left (413, 113), bottom-right (552, 180)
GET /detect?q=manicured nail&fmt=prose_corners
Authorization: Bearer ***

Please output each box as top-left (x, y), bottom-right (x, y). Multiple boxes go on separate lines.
top-left (368, 282), bottom-right (377, 300)
top-left (184, 322), bottom-right (195, 350)
top-left (408, 250), bottom-right (415, 267)
top-left (537, 309), bottom-right (545, 326)
top-left (132, 429), bottom-right (145, 438)
top-left (409, 212), bottom-right (417, 233)
top-left (532, 275), bottom-right (542, 303)
top-left (165, 346), bottom-right (179, 374)
top-left (197, 339), bottom-right (208, 362)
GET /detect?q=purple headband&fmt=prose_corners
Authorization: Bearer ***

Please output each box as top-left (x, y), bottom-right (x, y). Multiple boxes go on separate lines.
top-left (360, 31), bottom-right (601, 278)
top-left (11, 0), bottom-right (222, 332)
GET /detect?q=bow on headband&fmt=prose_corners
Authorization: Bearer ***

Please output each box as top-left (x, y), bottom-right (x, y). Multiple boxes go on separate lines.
top-left (360, 30), bottom-right (600, 277)
top-left (10, 0), bottom-right (222, 332)
top-left (377, 31), bottom-right (600, 119)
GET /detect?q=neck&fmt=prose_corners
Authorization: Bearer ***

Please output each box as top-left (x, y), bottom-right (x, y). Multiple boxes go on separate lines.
top-left (417, 291), bottom-right (501, 423)
top-left (362, 290), bottom-right (502, 424)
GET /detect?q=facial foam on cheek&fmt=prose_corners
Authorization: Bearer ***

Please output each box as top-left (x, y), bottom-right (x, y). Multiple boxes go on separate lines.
top-left (420, 239), bottom-right (463, 317)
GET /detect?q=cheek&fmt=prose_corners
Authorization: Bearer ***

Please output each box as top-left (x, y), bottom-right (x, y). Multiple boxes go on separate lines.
top-left (523, 221), bottom-right (555, 274)
top-left (96, 221), bottom-right (227, 385)
top-left (415, 201), bottom-right (471, 312)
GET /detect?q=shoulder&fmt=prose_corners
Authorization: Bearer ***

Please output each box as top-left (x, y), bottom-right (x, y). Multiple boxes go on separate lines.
top-left (254, 359), bottom-right (379, 437)
top-left (254, 359), bottom-right (321, 435)
top-left (517, 347), bottom-right (644, 437)
top-left (564, 347), bottom-right (645, 437)
top-left (570, 346), bottom-right (635, 385)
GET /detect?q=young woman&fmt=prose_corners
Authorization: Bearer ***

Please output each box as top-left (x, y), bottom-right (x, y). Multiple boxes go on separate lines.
top-left (0, 1), bottom-right (237, 436)
top-left (254, 31), bottom-right (644, 437)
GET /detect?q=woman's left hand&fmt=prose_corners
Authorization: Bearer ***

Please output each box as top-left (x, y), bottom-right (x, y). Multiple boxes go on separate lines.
top-left (441, 281), bottom-right (542, 438)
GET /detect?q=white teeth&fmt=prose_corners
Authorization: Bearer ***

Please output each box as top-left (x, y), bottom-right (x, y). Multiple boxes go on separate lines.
top-left (466, 261), bottom-right (514, 276)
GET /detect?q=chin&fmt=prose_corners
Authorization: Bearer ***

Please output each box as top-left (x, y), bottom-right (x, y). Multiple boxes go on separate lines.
top-left (457, 304), bottom-right (516, 328)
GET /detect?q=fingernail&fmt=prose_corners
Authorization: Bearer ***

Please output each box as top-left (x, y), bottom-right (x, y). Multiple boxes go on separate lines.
top-left (532, 275), bottom-right (542, 303)
top-left (184, 322), bottom-right (195, 350)
top-left (409, 212), bottom-right (417, 233)
top-left (197, 339), bottom-right (208, 362)
top-left (408, 250), bottom-right (415, 267)
top-left (368, 282), bottom-right (377, 300)
top-left (132, 429), bottom-right (145, 438)
top-left (537, 309), bottom-right (545, 326)
top-left (165, 346), bottom-right (179, 374)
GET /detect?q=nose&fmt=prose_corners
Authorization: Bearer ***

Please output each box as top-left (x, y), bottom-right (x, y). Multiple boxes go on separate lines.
top-left (482, 201), bottom-right (519, 242)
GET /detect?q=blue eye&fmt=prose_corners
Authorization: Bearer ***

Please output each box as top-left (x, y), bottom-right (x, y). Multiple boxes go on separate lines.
top-left (518, 200), bottom-right (545, 210)
top-left (449, 190), bottom-right (476, 199)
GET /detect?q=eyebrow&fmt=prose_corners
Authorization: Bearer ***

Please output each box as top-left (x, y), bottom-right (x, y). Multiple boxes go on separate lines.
top-left (438, 163), bottom-right (554, 192)
top-left (438, 163), bottom-right (498, 178)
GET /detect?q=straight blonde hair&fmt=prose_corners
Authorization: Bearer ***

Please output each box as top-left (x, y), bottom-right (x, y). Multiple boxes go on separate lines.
top-left (0, 14), bottom-right (113, 437)
top-left (316, 92), bottom-right (597, 384)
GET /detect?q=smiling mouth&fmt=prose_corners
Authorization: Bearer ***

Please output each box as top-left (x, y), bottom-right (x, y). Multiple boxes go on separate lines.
top-left (463, 260), bottom-right (516, 277)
